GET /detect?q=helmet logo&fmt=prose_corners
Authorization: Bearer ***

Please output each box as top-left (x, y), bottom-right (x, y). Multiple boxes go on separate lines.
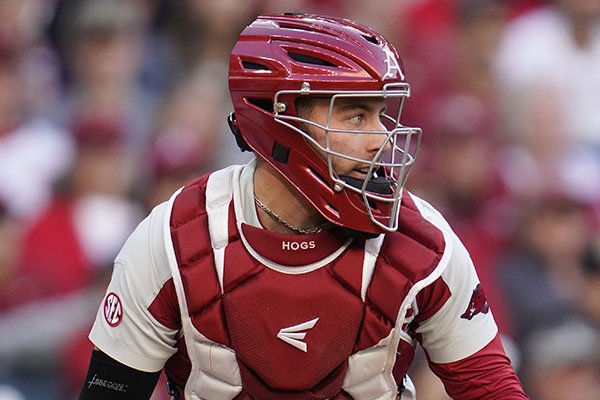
top-left (383, 47), bottom-right (404, 80)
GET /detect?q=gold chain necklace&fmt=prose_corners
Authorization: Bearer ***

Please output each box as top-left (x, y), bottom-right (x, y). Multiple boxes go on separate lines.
top-left (254, 194), bottom-right (328, 235)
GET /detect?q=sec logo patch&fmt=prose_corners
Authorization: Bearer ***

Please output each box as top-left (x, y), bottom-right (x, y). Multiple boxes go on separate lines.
top-left (104, 292), bottom-right (123, 327)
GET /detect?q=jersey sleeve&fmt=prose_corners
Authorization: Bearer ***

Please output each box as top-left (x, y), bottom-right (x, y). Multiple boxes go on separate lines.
top-left (428, 334), bottom-right (529, 399)
top-left (409, 195), bottom-right (498, 363)
top-left (89, 201), bottom-right (179, 373)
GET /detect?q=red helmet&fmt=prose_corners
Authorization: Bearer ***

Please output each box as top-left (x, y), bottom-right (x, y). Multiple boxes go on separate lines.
top-left (229, 13), bottom-right (421, 235)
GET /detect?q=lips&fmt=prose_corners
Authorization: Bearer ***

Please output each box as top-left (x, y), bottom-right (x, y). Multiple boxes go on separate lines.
top-left (350, 165), bottom-right (374, 179)
top-left (350, 169), bottom-right (369, 179)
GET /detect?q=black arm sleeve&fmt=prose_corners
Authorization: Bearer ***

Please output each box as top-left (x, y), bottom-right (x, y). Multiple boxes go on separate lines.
top-left (78, 349), bottom-right (161, 400)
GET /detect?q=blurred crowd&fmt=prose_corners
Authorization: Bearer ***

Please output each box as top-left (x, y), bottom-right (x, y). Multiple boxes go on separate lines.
top-left (0, 0), bottom-right (599, 399)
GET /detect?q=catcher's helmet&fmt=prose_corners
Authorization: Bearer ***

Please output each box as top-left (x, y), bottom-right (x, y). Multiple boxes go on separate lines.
top-left (228, 13), bottom-right (421, 235)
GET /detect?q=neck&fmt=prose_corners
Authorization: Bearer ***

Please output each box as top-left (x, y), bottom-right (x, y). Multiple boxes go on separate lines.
top-left (253, 159), bottom-right (326, 234)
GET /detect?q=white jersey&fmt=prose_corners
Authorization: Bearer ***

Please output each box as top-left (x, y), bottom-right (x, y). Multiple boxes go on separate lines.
top-left (89, 160), bottom-right (524, 399)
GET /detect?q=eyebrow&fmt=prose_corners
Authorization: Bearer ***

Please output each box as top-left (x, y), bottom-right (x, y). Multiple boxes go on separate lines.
top-left (336, 102), bottom-right (386, 113)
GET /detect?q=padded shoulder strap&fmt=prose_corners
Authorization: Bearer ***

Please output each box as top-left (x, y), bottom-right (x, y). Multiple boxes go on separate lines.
top-left (205, 165), bottom-right (242, 292)
top-left (167, 166), bottom-right (246, 400)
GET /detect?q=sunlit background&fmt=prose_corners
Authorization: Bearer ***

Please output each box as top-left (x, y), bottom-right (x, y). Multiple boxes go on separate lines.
top-left (0, 1), bottom-right (599, 399)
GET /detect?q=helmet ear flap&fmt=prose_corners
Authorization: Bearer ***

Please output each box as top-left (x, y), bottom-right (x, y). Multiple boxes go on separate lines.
top-left (228, 112), bottom-right (252, 152)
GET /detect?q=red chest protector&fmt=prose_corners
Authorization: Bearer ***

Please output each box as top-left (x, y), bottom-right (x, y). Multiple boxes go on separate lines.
top-left (164, 173), bottom-right (445, 399)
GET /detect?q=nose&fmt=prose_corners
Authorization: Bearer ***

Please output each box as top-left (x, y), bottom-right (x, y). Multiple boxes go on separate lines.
top-left (364, 118), bottom-right (392, 154)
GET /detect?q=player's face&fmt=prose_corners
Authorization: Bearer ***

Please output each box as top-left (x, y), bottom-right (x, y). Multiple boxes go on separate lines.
top-left (299, 96), bottom-right (392, 179)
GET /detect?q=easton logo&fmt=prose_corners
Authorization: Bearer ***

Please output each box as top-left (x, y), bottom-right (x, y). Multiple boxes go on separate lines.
top-left (103, 292), bottom-right (123, 327)
top-left (277, 317), bottom-right (319, 352)
top-left (281, 240), bottom-right (316, 251)
top-left (461, 284), bottom-right (490, 320)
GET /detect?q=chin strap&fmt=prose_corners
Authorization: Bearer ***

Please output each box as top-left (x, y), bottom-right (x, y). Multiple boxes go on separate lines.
top-left (341, 227), bottom-right (381, 240)
top-left (338, 174), bottom-right (393, 239)
top-left (339, 175), bottom-right (393, 195)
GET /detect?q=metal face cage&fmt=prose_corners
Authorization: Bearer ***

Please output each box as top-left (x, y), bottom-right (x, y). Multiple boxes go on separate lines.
top-left (273, 82), bottom-right (422, 231)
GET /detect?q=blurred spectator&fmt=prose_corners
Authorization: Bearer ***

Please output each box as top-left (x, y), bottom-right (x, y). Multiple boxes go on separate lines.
top-left (493, 72), bottom-right (600, 209)
top-left (453, 0), bottom-right (509, 101)
top-left (398, 0), bottom-right (509, 118)
top-left (0, 0), bottom-right (64, 120)
top-left (10, 114), bottom-right (142, 305)
top-left (146, 126), bottom-right (209, 208)
top-left (0, 200), bottom-right (21, 369)
top-left (523, 320), bottom-right (600, 400)
top-left (56, 0), bottom-right (156, 168)
top-left (0, 114), bottom-right (142, 399)
top-left (161, 0), bottom-right (261, 71)
top-left (0, 33), bottom-right (74, 221)
top-left (495, 0), bottom-right (600, 149)
top-left (581, 235), bottom-right (600, 327)
top-left (498, 193), bottom-right (594, 345)
top-left (493, 0), bottom-right (600, 216)
top-left (142, 62), bottom-right (248, 209)
top-left (0, 203), bottom-right (20, 309)
top-left (343, 0), bottom-right (406, 40)
top-left (0, 385), bottom-right (25, 400)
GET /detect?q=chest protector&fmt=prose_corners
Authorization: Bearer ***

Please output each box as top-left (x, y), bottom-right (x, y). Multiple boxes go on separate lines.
top-left (164, 165), bottom-right (446, 400)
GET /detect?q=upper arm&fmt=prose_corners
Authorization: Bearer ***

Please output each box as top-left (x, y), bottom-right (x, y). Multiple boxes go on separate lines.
top-left (407, 195), bottom-right (498, 364)
top-left (413, 231), bottom-right (498, 364)
top-left (89, 201), bottom-right (180, 373)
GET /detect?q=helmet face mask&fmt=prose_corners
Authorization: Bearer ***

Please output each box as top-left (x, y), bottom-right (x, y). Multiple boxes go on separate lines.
top-left (273, 83), bottom-right (422, 232)
top-left (229, 13), bottom-right (422, 235)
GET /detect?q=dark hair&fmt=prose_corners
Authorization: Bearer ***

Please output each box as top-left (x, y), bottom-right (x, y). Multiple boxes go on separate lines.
top-left (294, 96), bottom-right (315, 119)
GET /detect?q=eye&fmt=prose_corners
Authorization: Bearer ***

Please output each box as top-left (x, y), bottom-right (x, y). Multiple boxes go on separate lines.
top-left (348, 114), bottom-right (364, 125)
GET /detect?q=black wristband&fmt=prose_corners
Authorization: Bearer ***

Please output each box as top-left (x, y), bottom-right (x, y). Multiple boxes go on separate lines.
top-left (79, 349), bottom-right (161, 400)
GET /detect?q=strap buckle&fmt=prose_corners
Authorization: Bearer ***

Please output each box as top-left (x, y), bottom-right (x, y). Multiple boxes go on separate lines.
top-left (166, 379), bottom-right (181, 400)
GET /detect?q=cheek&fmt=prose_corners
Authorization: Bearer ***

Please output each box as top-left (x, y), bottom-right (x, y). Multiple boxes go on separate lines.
top-left (305, 127), bottom-right (367, 172)
top-left (328, 133), bottom-right (362, 152)
top-left (327, 134), bottom-right (365, 170)
top-left (305, 125), bottom-right (353, 155)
